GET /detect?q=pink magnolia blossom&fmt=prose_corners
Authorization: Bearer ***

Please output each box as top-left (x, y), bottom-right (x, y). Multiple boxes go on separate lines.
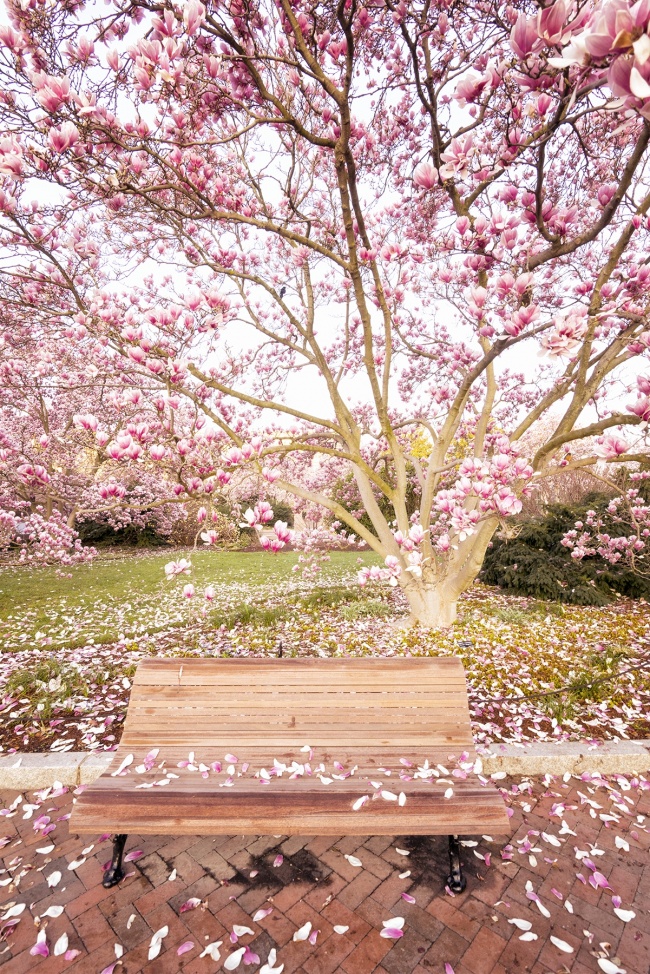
top-left (165, 558), bottom-right (192, 577)
top-left (48, 122), bottom-right (79, 153)
top-left (413, 161), bottom-right (438, 190)
top-left (594, 435), bottom-right (629, 459)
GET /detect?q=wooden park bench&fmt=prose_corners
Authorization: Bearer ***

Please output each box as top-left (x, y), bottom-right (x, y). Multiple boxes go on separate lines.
top-left (72, 657), bottom-right (509, 893)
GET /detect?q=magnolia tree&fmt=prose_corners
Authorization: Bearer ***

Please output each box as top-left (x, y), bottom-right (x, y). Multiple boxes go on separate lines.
top-left (1, 0), bottom-right (650, 624)
top-left (0, 300), bottom-right (211, 557)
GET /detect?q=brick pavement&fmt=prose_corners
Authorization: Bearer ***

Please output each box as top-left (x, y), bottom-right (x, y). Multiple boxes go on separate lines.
top-left (1, 774), bottom-right (649, 974)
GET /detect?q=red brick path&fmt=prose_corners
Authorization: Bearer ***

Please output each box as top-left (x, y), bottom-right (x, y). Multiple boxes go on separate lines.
top-left (1, 775), bottom-right (649, 973)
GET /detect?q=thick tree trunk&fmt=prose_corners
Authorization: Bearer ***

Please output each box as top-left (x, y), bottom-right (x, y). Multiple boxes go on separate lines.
top-left (401, 581), bottom-right (458, 628)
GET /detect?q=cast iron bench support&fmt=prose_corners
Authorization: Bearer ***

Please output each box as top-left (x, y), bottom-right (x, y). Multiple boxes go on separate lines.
top-left (103, 833), bottom-right (127, 888)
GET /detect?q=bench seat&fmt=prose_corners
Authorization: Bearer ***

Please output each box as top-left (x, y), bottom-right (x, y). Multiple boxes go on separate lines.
top-left (71, 657), bottom-right (509, 890)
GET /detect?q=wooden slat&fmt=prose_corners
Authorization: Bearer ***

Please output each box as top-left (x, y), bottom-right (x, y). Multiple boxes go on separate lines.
top-left (90, 745), bottom-right (476, 769)
top-left (74, 773), bottom-right (509, 835)
top-left (130, 658), bottom-right (466, 687)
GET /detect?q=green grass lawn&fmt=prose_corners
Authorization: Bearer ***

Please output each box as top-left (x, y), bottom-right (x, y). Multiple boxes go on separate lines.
top-left (0, 549), bottom-right (369, 611)
top-left (0, 549), bottom-right (380, 652)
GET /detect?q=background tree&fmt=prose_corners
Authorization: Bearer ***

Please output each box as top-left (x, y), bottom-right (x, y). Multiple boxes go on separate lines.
top-left (1, 0), bottom-right (650, 624)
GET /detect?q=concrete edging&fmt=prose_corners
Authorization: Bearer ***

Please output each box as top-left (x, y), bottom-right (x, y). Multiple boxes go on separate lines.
top-left (0, 741), bottom-right (649, 791)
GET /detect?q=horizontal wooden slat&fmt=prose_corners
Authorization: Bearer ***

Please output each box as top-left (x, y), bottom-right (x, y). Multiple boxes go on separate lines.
top-left (127, 689), bottom-right (469, 701)
top-left (95, 745), bottom-right (476, 769)
top-left (121, 736), bottom-right (472, 748)
top-left (130, 658), bottom-right (466, 687)
top-left (73, 775), bottom-right (509, 835)
top-left (123, 711), bottom-right (470, 724)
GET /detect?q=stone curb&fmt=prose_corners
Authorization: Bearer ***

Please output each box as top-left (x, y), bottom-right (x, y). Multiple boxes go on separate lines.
top-left (0, 741), bottom-right (649, 791)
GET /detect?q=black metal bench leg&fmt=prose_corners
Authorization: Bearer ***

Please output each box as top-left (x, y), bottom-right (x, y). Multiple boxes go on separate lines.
top-left (103, 834), bottom-right (128, 888)
top-left (447, 834), bottom-right (466, 893)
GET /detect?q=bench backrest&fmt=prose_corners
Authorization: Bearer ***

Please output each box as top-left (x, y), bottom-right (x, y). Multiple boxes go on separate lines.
top-left (120, 657), bottom-right (474, 751)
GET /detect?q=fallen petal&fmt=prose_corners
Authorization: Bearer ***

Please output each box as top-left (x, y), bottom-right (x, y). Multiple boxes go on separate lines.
top-left (253, 907), bottom-right (273, 922)
top-left (224, 946), bottom-right (246, 970)
top-left (508, 918), bottom-right (532, 931)
top-left (199, 940), bottom-right (222, 960)
top-left (550, 935), bottom-right (574, 953)
top-left (180, 897), bottom-right (202, 913)
top-left (613, 908), bottom-right (635, 923)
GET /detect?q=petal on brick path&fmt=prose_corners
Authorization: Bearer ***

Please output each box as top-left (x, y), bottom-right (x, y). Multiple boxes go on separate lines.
top-left (224, 946), bottom-right (246, 970)
top-left (597, 960), bottom-right (626, 974)
top-left (260, 947), bottom-right (284, 974)
top-left (508, 918), bottom-right (532, 931)
top-left (199, 941), bottom-right (222, 960)
top-left (179, 897), bottom-right (202, 912)
top-left (613, 908), bottom-right (635, 922)
top-left (29, 929), bottom-right (49, 957)
top-left (550, 935), bottom-right (574, 953)
top-left (293, 921), bottom-right (311, 942)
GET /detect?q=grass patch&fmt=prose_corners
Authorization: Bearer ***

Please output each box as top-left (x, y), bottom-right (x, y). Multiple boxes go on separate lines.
top-left (209, 603), bottom-right (286, 630)
top-left (340, 599), bottom-right (393, 621)
top-left (5, 657), bottom-right (126, 720)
